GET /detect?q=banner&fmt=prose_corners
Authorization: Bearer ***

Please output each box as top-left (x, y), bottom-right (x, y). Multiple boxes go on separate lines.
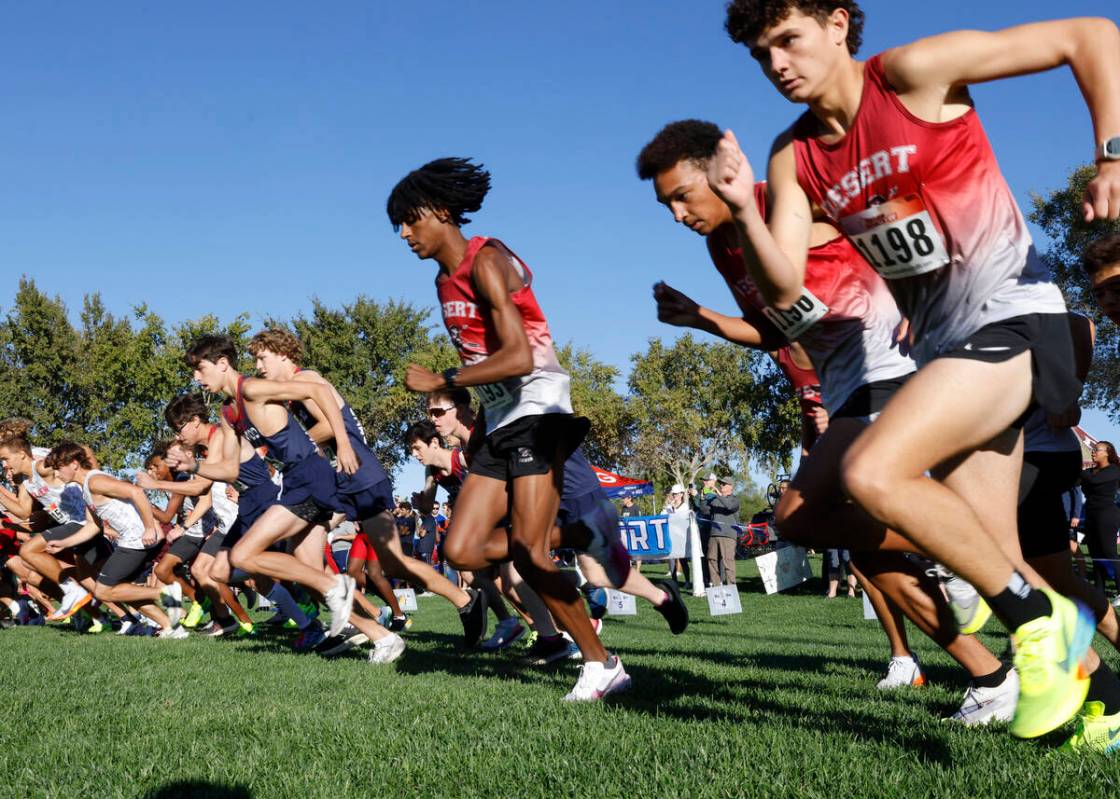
top-left (619, 514), bottom-right (672, 558)
top-left (755, 545), bottom-right (812, 594)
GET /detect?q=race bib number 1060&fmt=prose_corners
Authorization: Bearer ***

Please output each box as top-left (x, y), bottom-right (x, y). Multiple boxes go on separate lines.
top-left (840, 194), bottom-right (950, 280)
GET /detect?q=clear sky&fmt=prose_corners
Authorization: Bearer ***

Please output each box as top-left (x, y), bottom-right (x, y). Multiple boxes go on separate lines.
top-left (2, 2), bottom-right (1118, 490)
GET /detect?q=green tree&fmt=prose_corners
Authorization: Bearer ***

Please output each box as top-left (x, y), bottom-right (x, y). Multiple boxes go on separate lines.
top-left (556, 343), bottom-right (634, 471)
top-left (626, 334), bottom-right (799, 492)
top-left (1029, 165), bottom-right (1120, 417)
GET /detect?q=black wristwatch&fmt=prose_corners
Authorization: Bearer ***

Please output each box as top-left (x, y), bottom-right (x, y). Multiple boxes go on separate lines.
top-left (442, 367), bottom-right (460, 388)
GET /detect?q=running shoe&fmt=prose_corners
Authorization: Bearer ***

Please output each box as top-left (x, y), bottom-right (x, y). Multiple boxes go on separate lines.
top-left (299, 601), bottom-right (320, 621)
top-left (315, 624), bottom-right (369, 657)
top-left (207, 619), bottom-right (240, 637)
top-left (458, 587), bottom-right (488, 648)
top-left (1060, 701), bottom-right (1120, 754)
top-left (87, 615), bottom-right (106, 635)
top-left (654, 579), bottom-right (689, 635)
top-left (931, 565), bottom-right (991, 635)
top-left (117, 618), bottom-right (137, 636)
top-left (578, 498), bottom-right (632, 589)
top-left (159, 583), bottom-right (184, 627)
top-left (182, 599), bottom-right (209, 629)
top-left (236, 622), bottom-right (257, 638)
top-left (71, 611), bottom-right (92, 634)
top-left (389, 615), bottom-right (412, 633)
top-left (292, 623), bottom-right (327, 653)
top-left (324, 575), bottom-right (356, 637)
top-left (563, 656), bottom-right (632, 702)
top-left (585, 587), bottom-right (608, 621)
top-left (946, 668), bottom-right (1019, 726)
top-left (877, 655), bottom-right (926, 690)
top-left (368, 632), bottom-right (406, 664)
top-left (521, 633), bottom-right (570, 666)
top-left (157, 625), bottom-right (189, 640)
top-left (47, 580), bottom-right (91, 622)
top-left (1010, 588), bottom-right (1094, 739)
top-left (482, 618), bottom-right (526, 651)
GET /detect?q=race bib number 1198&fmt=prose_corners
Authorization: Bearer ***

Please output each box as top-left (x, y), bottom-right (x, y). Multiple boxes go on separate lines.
top-left (840, 194), bottom-right (950, 280)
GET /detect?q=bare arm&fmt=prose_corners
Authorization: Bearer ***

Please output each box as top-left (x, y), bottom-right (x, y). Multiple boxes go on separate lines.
top-left (453, 248), bottom-right (534, 386)
top-left (177, 490), bottom-right (213, 532)
top-left (652, 281), bottom-right (786, 349)
top-left (134, 473), bottom-right (214, 497)
top-left (173, 420), bottom-right (249, 485)
top-left (413, 471), bottom-right (440, 514)
top-left (0, 482), bottom-right (33, 520)
top-left (708, 130), bottom-right (812, 309)
top-left (45, 518), bottom-right (102, 553)
top-left (884, 19), bottom-right (1120, 221)
top-left (149, 491), bottom-right (185, 525)
top-left (243, 377), bottom-right (358, 473)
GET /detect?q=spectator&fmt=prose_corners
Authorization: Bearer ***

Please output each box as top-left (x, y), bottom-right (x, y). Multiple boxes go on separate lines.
top-left (395, 501), bottom-right (416, 559)
top-left (824, 549), bottom-right (857, 598)
top-left (703, 476), bottom-right (740, 587)
top-left (415, 507), bottom-right (439, 578)
top-left (690, 472), bottom-right (718, 586)
top-left (662, 483), bottom-right (691, 586)
top-left (1080, 441), bottom-right (1120, 602)
top-left (619, 495), bottom-right (639, 518)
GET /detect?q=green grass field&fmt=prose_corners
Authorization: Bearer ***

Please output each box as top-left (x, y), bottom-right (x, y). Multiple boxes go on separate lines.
top-left (4, 558), bottom-right (1119, 799)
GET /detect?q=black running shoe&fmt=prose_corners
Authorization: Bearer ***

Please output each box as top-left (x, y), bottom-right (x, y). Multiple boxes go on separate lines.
top-left (388, 615), bottom-right (412, 633)
top-left (520, 633), bottom-right (571, 666)
top-left (314, 624), bottom-right (369, 657)
top-left (458, 587), bottom-right (488, 647)
top-left (655, 579), bottom-right (689, 635)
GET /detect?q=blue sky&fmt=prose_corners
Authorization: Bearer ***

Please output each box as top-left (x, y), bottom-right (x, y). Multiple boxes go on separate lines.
top-left (2, 2), bottom-right (1117, 489)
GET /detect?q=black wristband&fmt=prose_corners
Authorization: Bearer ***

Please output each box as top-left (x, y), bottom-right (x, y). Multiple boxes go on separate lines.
top-left (442, 367), bottom-right (460, 388)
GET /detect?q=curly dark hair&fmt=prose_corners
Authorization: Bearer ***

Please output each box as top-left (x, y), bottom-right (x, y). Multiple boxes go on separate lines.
top-left (45, 440), bottom-right (93, 471)
top-left (165, 393), bottom-right (211, 432)
top-left (404, 419), bottom-right (442, 448)
top-left (636, 120), bottom-right (724, 181)
top-left (186, 334), bottom-right (237, 369)
top-left (1083, 233), bottom-right (1120, 276)
top-left (386, 157), bottom-right (491, 231)
top-left (725, 0), bottom-right (864, 56)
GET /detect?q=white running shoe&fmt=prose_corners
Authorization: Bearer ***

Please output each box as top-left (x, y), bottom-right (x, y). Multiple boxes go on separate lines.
top-left (563, 656), bottom-right (631, 702)
top-left (207, 619), bottom-right (240, 637)
top-left (159, 583), bottom-right (184, 627)
top-left (482, 618), bottom-right (526, 651)
top-left (368, 633), bottom-right (406, 664)
top-left (930, 564), bottom-right (991, 634)
top-left (876, 655), bottom-right (926, 690)
top-left (157, 625), bottom-right (189, 640)
top-left (324, 574), bottom-right (356, 637)
top-left (47, 579), bottom-right (91, 621)
top-left (946, 668), bottom-right (1020, 726)
top-left (116, 619), bottom-right (135, 636)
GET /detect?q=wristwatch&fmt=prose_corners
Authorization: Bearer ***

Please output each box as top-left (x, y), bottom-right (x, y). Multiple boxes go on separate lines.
top-left (442, 367), bottom-right (460, 388)
top-left (1099, 136), bottom-right (1120, 162)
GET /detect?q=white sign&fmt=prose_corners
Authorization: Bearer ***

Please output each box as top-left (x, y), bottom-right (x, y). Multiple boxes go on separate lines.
top-left (755, 545), bottom-right (812, 594)
top-left (605, 589), bottom-right (637, 616)
top-left (667, 513), bottom-right (689, 560)
top-left (863, 589), bottom-right (878, 620)
top-left (393, 588), bottom-right (418, 612)
top-left (706, 584), bottom-right (743, 616)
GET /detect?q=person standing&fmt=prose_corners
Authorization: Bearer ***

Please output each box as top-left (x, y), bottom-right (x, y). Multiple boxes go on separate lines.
top-left (704, 477), bottom-right (740, 587)
top-left (690, 473), bottom-right (718, 586)
top-left (1080, 442), bottom-right (1120, 602)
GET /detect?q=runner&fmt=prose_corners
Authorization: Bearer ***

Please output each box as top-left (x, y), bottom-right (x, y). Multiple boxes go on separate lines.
top-left (176, 340), bottom-right (402, 660)
top-left (716, 1), bottom-right (1120, 742)
top-left (41, 441), bottom-right (185, 637)
top-left (389, 157), bottom-right (629, 700)
top-left (245, 327), bottom-right (479, 654)
top-left (639, 118), bottom-right (1017, 717)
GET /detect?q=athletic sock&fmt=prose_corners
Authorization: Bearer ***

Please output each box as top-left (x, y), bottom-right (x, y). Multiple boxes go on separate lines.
top-left (267, 584), bottom-right (309, 629)
top-left (1086, 661), bottom-right (1120, 715)
top-left (987, 572), bottom-right (1052, 629)
top-left (972, 661), bottom-right (1012, 689)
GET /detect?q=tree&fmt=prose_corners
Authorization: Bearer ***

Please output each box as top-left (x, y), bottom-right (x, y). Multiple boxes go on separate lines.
top-left (626, 333), bottom-right (799, 492)
top-left (1029, 165), bottom-right (1120, 418)
top-left (556, 343), bottom-right (634, 471)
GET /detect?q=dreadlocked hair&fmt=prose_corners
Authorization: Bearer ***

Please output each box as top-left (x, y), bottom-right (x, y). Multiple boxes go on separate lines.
top-left (386, 157), bottom-right (491, 230)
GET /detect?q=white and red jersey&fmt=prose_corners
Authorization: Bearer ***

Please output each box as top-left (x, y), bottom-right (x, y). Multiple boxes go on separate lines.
top-left (791, 54), bottom-right (1064, 366)
top-left (707, 183), bottom-right (914, 414)
top-left (437, 236), bottom-right (573, 434)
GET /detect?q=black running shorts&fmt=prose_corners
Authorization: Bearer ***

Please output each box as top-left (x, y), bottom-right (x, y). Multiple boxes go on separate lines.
top-left (1017, 449), bottom-right (1082, 559)
top-left (832, 375), bottom-right (913, 422)
top-left (97, 546), bottom-right (159, 587)
top-left (469, 414), bottom-right (590, 483)
top-left (167, 535), bottom-right (205, 563)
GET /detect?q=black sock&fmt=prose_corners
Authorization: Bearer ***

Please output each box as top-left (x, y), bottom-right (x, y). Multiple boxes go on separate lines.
top-left (987, 572), bottom-right (1052, 629)
top-left (972, 661), bottom-right (1012, 689)
top-left (1087, 662), bottom-right (1120, 716)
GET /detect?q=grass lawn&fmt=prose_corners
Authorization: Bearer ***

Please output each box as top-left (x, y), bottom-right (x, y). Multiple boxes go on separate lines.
top-left (3, 556), bottom-right (1119, 799)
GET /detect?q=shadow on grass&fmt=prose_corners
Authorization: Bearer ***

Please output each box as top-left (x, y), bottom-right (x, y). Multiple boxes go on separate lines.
top-left (143, 781), bottom-right (251, 798)
top-left (392, 630), bottom-right (574, 688)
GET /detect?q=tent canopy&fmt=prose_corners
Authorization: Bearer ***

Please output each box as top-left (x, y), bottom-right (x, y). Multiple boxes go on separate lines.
top-left (592, 465), bottom-right (654, 499)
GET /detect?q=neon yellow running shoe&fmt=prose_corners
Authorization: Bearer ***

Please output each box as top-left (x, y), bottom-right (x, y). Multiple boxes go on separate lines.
top-left (1060, 701), bottom-right (1120, 754)
top-left (236, 622), bottom-right (256, 638)
top-left (958, 596), bottom-right (992, 636)
top-left (88, 616), bottom-right (105, 634)
top-left (1010, 588), bottom-right (1094, 739)
top-left (183, 602), bottom-right (207, 629)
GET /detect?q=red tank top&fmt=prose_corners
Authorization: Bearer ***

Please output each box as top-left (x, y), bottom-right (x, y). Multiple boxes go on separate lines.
top-left (436, 237), bottom-right (572, 433)
top-left (790, 53), bottom-right (1063, 362)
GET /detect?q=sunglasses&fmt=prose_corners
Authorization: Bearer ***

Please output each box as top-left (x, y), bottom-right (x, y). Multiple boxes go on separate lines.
top-left (428, 406), bottom-right (455, 418)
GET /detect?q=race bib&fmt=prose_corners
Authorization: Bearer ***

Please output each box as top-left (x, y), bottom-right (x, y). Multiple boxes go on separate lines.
top-left (44, 502), bottom-right (68, 524)
top-left (473, 381), bottom-right (515, 412)
top-left (761, 289), bottom-right (828, 340)
top-left (841, 194), bottom-right (950, 280)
